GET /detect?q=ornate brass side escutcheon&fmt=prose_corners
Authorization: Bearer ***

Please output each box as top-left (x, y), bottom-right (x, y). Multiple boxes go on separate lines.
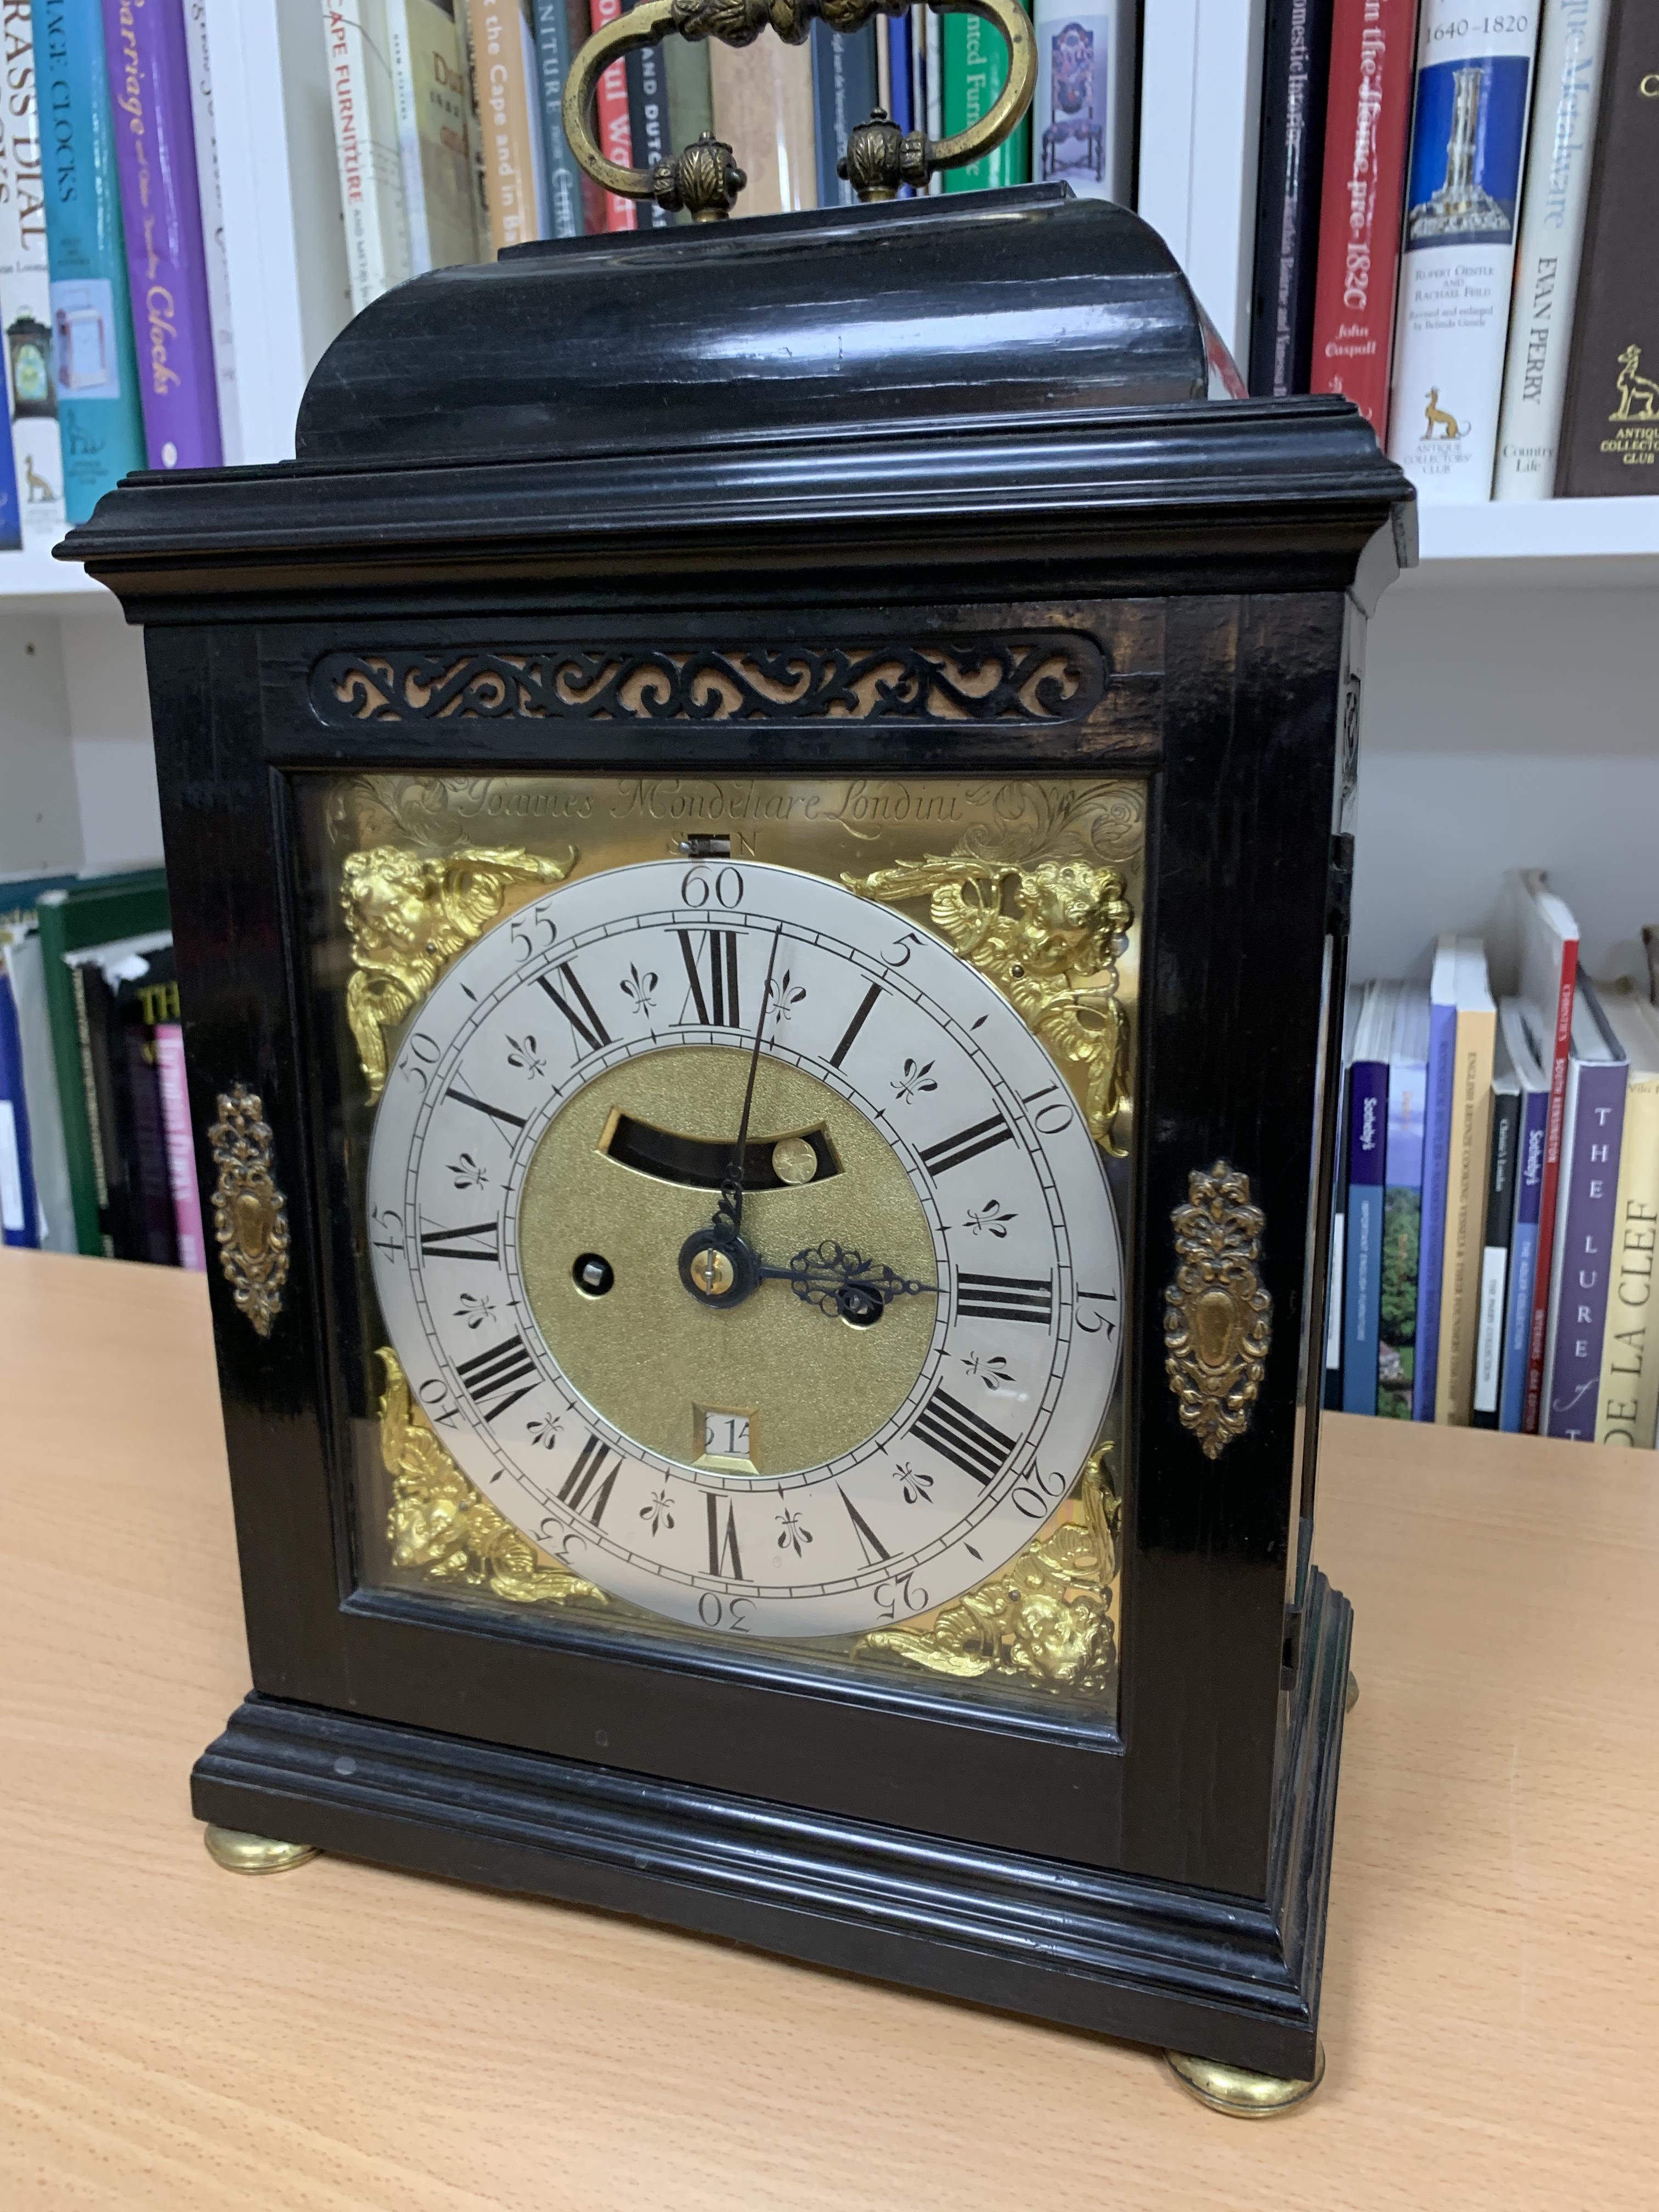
top-left (1163, 1161), bottom-right (1271, 1459)
top-left (209, 1085), bottom-right (291, 1339)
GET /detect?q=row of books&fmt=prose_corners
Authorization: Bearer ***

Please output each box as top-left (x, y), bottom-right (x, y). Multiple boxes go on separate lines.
top-left (0, 868), bottom-right (204, 1271)
top-left (1327, 876), bottom-right (1659, 1449)
top-left (1251, 0), bottom-right (1656, 504)
top-left (322, 0), bottom-right (1138, 314)
top-left (0, 2), bottom-right (235, 548)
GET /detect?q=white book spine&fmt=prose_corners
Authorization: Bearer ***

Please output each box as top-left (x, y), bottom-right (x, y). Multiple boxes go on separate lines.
top-left (1032, 0), bottom-right (1136, 204)
top-left (385, 0), bottom-right (435, 275)
top-left (182, 1), bottom-right (243, 463)
top-left (320, 2), bottom-right (413, 314)
top-left (0, 5), bottom-right (66, 545)
top-left (1386, 3), bottom-right (1541, 503)
top-left (1493, 0), bottom-right (1610, 500)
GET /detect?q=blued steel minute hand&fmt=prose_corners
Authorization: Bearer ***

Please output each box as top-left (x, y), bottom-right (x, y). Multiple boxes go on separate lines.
top-left (755, 1240), bottom-right (939, 1325)
top-left (715, 924), bottom-right (784, 1242)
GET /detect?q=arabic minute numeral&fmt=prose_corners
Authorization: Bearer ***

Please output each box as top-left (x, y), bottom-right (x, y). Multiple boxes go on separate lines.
top-left (402, 1031), bottom-right (441, 1088)
top-left (872, 1568), bottom-right (928, 1621)
top-left (680, 864), bottom-right (744, 909)
top-left (697, 1592), bottom-right (754, 1631)
top-left (1077, 1288), bottom-right (1119, 1336)
top-left (417, 1376), bottom-right (462, 1427)
top-left (1020, 1081), bottom-right (1074, 1135)
top-left (369, 1206), bottom-right (404, 1261)
top-left (1010, 1465), bottom-right (1069, 1520)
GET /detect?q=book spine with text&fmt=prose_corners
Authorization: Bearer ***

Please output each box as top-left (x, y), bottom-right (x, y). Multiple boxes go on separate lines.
top-left (470, 0), bottom-right (546, 250)
top-left (531, 0), bottom-right (584, 235)
top-left (0, 2), bottom-right (67, 543)
top-left (1594, 1041), bottom-right (1659, 1448)
top-left (888, 9), bottom-right (913, 140)
top-left (180, 1), bottom-right (239, 460)
top-left (1436, 997), bottom-right (1496, 1425)
top-left (31, 0), bottom-right (147, 521)
top-left (1413, 995), bottom-right (1457, 1420)
top-left (1558, 1), bottom-right (1659, 495)
top-left (811, 19), bottom-right (877, 209)
top-left (99, 0), bottom-right (222, 469)
top-left (1249, 0), bottom-right (1335, 396)
top-left (1377, 1052), bottom-right (1426, 1420)
top-left (321, 1), bottom-right (414, 311)
top-left (1386, 3), bottom-right (1538, 501)
top-left (587, 0), bottom-right (636, 228)
top-left (120, 1021), bottom-right (177, 1265)
top-left (0, 965), bottom-right (38, 1247)
top-left (389, 1), bottom-right (485, 272)
top-left (1493, 0), bottom-right (1609, 499)
top-left (623, 0), bottom-right (670, 228)
top-left (1323, 1061), bottom-right (1350, 1410)
top-left (154, 1018), bottom-right (205, 1271)
top-left (1522, 945), bottom-right (1578, 1434)
top-left (68, 958), bottom-right (116, 1256)
top-left (1308, 0), bottom-right (1417, 434)
top-left (943, 0), bottom-right (1030, 192)
top-left (0, 376), bottom-right (16, 545)
top-left (1499, 1083), bottom-right (1548, 1432)
top-left (1342, 1053), bottom-right (1387, 1414)
top-left (1545, 1060), bottom-right (1626, 1442)
top-left (1471, 1087), bottom-right (1519, 1428)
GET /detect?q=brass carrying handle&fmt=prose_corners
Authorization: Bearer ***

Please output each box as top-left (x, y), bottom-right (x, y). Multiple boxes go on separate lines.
top-left (561, 0), bottom-right (1037, 222)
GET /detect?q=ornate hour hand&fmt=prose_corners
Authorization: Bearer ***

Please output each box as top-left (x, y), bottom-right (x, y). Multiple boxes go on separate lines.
top-left (757, 1240), bottom-right (938, 1328)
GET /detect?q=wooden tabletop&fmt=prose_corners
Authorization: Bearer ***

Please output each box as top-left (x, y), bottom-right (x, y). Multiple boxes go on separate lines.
top-left (2, 1251), bottom-right (1654, 2209)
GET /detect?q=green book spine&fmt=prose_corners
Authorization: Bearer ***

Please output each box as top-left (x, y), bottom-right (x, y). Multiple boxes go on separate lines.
top-left (941, 4), bottom-right (1030, 193)
top-left (33, 870), bottom-right (172, 1256)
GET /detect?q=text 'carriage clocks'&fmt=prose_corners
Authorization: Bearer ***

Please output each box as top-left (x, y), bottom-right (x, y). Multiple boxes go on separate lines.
top-left (366, 857), bottom-right (1125, 1639)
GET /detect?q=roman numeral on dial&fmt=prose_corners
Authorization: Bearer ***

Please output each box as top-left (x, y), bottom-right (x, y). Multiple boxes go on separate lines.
top-left (955, 1271), bottom-right (1053, 1326)
top-left (910, 1384), bottom-right (1016, 1486)
top-left (417, 1220), bottom-right (500, 1264)
top-left (538, 961), bottom-right (612, 1054)
top-left (706, 1494), bottom-right (744, 1581)
top-left (838, 1485), bottom-right (890, 1565)
top-left (446, 1084), bottom-right (527, 1135)
top-left (453, 1331), bottom-right (539, 1423)
top-left (677, 928), bottom-right (742, 1027)
top-left (828, 981), bottom-right (882, 1069)
top-left (918, 1111), bottom-right (1014, 1181)
top-left (559, 1434), bottom-right (620, 1525)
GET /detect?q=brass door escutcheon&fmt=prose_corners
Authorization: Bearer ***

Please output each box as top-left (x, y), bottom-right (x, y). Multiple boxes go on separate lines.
top-left (562, 0), bottom-right (1037, 221)
top-left (209, 1085), bottom-right (291, 1338)
top-left (1163, 1161), bottom-right (1271, 1459)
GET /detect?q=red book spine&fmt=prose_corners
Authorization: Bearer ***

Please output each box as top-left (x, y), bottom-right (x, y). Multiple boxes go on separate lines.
top-left (1308, 0), bottom-right (1419, 434)
top-left (1521, 942), bottom-right (1579, 1434)
top-left (589, 0), bottom-right (638, 231)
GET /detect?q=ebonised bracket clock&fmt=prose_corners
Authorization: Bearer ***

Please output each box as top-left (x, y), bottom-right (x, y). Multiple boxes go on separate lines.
top-left (62, 4), bottom-right (1413, 2116)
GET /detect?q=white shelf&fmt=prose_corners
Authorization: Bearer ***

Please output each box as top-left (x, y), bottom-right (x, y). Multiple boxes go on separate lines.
top-left (1409, 496), bottom-right (1659, 586)
top-left (0, 543), bottom-right (113, 613)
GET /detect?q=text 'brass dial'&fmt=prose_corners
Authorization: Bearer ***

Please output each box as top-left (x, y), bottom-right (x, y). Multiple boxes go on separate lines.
top-left (518, 1048), bottom-right (936, 1475)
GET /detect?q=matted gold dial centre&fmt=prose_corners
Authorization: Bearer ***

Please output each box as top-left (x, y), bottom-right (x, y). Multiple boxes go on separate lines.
top-left (517, 1048), bottom-right (936, 1475)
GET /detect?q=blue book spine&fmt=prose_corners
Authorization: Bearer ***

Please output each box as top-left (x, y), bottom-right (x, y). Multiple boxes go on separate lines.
top-left (1413, 999), bottom-right (1458, 1420)
top-left (887, 11), bottom-right (916, 193)
top-left (1342, 1058), bottom-right (1387, 1414)
top-left (0, 966), bottom-right (40, 1247)
top-left (1498, 1086), bottom-right (1548, 1432)
top-left (0, 369), bottom-right (19, 546)
top-left (533, 1), bottom-right (585, 237)
top-left (32, 0), bottom-right (146, 522)
top-left (811, 20), bottom-right (878, 208)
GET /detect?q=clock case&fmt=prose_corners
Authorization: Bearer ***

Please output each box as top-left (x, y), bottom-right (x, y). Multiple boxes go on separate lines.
top-left (63, 185), bottom-right (1413, 2081)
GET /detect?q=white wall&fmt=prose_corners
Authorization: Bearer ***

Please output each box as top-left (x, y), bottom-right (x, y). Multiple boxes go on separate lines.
top-left (1352, 585), bottom-right (1659, 990)
top-left (0, 617), bottom-right (81, 877)
top-left (59, 615), bottom-right (163, 874)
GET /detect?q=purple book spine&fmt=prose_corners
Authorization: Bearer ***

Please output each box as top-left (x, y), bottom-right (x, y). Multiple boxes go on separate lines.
top-left (100, 0), bottom-right (222, 470)
top-left (1413, 1000), bottom-right (1458, 1420)
top-left (1546, 1058), bottom-right (1627, 1441)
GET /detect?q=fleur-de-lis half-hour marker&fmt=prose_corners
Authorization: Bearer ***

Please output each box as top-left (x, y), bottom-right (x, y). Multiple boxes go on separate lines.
top-left (962, 1198), bottom-right (1016, 1237)
top-left (891, 1057), bottom-right (938, 1104)
top-left (455, 1290), bottom-right (496, 1330)
top-left (619, 962), bottom-right (658, 1019)
top-left (449, 1153), bottom-right (488, 1192)
top-left (505, 1034), bottom-right (546, 1079)
top-left (767, 968), bottom-right (807, 1022)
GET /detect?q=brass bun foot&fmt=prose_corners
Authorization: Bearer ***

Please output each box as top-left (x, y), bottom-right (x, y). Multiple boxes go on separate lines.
top-left (1346, 1668), bottom-right (1359, 1712)
top-left (1166, 2042), bottom-right (1325, 2117)
top-left (203, 1824), bottom-right (319, 1875)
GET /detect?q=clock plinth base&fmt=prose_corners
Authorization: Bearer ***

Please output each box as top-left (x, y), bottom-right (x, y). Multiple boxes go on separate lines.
top-left (203, 1824), bottom-right (319, 1876)
top-left (1165, 2042), bottom-right (1325, 2117)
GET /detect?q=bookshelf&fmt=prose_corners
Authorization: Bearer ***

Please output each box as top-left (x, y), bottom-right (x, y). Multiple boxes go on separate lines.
top-left (1, 0), bottom-right (1654, 983)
